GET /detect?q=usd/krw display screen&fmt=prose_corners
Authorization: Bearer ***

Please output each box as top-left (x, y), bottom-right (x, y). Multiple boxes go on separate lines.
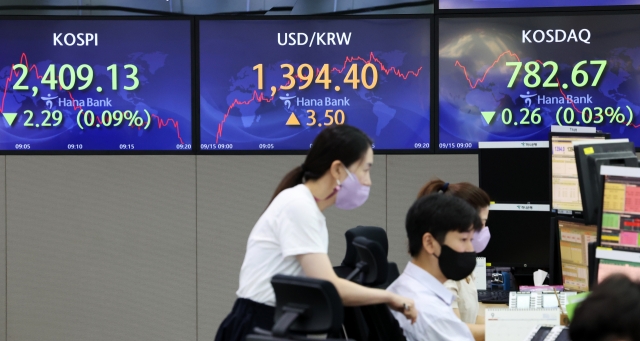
top-left (199, 18), bottom-right (430, 151)
top-left (439, 0), bottom-right (640, 10)
top-left (0, 19), bottom-right (192, 151)
top-left (439, 14), bottom-right (640, 150)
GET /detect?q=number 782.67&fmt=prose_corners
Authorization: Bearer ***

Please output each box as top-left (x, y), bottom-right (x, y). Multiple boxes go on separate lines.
top-left (506, 60), bottom-right (607, 89)
top-left (305, 109), bottom-right (346, 126)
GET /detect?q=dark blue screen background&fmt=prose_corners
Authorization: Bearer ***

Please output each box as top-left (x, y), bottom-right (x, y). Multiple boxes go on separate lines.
top-left (439, 14), bottom-right (640, 150)
top-left (0, 19), bottom-right (192, 151)
top-left (199, 19), bottom-right (430, 151)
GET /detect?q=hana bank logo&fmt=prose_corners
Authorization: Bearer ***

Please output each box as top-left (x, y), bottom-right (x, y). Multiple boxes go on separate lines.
top-left (41, 93), bottom-right (58, 109)
top-left (520, 91), bottom-right (537, 107)
top-left (279, 93), bottom-right (296, 110)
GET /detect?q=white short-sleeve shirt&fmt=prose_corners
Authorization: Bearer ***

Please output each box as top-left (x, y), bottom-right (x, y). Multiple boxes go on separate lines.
top-left (236, 184), bottom-right (328, 306)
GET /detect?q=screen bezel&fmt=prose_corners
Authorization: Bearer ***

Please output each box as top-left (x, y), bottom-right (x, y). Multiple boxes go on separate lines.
top-left (435, 10), bottom-right (640, 154)
top-left (435, 0), bottom-right (640, 14)
top-left (594, 170), bottom-right (640, 284)
top-left (554, 216), bottom-right (596, 291)
top-left (478, 209), bottom-right (552, 268)
top-left (549, 132), bottom-right (609, 217)
top-left (196, 14), bottom-right (435, 155)
top-left (596, 171), bottom-right (640, 252)
top-left (0, 15), bottom-right (196, 155)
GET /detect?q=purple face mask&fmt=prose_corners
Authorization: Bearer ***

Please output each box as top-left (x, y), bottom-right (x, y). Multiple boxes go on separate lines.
top-left (471, 226), bottom-right (491, 253)
top-left (335, 168), bottom-right (370, 210)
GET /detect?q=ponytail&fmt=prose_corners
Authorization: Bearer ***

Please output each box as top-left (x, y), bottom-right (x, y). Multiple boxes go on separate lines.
top-left (417, 178), bottom-right (447, 198)
top-left (270, 165), bottom-right (305, 203)
top-left (418, 178), bottom-right (490, 211)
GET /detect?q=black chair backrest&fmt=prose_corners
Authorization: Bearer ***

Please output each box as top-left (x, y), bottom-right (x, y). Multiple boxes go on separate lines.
top-left (332, 227), bottom-right (407, 341)
top-left (342, 226), bottom-right (389, 267)
top-left (378, 263), bottom-right (400, 289)
top-left (271, 274), bottom-right (343, 336)
top-left (352, 236), bottom-right (388, 286)
top-left (360, 304), bottom-right (407, 341)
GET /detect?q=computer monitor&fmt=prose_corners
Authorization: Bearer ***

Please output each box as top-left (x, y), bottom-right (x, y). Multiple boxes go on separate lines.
top-left (480, 147), bottom-right (550, 204)
top-left (574, 140), bottom-right (637, 225)
top-left (555, 218), bottom-right (597, 292)
top-left (479, 206), bottom-right (550, 268)
top-left (550, 133), bottom-right (608, 216)
top-left (595, 165), bottom-right (640, 283)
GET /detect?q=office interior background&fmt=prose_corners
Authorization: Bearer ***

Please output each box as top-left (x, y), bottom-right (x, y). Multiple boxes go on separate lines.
top-left (0, 1), bottom-right (447, 341)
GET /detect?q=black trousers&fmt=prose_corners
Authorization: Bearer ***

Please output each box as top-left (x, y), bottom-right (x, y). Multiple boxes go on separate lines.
top-left (214, 298), bottom-right (275, 341)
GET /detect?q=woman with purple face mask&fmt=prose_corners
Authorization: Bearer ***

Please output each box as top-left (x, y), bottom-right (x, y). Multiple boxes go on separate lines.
top-left (417, 179), bottom-right (491, 341)
top-left (215, 125), bottom-right (418, 341)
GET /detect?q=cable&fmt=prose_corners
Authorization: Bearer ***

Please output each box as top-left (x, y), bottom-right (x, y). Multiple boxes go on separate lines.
top-left (0, 5), bottom-right (185, 16)
top-left (0, 1), bottom-right (432, 16)
top-left (0, 5), bottom-right (271, 16)
top-left (316, 0), bottom-right (433, 15)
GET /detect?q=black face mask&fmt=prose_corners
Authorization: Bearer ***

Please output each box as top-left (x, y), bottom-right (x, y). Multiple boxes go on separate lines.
top-left (434, 243), bottom-right (477, 281)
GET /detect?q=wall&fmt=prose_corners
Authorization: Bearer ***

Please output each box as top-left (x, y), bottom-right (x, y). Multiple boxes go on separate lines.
top-left (0, 153), bottom-right (477, 341)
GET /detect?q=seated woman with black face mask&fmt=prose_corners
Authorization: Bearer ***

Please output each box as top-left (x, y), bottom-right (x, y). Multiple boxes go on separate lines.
top-left (387, 194), bottom-right (482, 341)
top-left (418, 179), bottom-right (490, 341)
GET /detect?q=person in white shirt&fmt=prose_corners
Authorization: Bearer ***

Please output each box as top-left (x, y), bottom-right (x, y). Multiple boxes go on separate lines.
top-left (388, 193), bottom-right (483, 341)
top-left (417, 179), bottom-right (491, 341)
top-left (215, 125), bottom-right (417, 341)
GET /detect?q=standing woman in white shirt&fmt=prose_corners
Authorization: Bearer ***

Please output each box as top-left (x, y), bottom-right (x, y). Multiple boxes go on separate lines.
top-left (215, 125), bottom-right (417, 341)
top-left (417, 179), bottom-right (491, 341)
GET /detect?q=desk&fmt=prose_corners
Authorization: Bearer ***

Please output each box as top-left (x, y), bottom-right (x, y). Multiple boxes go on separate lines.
top-left (478, 303), bottom-right (508, 318)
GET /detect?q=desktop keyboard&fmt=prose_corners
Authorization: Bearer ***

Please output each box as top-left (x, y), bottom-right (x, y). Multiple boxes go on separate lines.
top-left (477, 290), bottom-right (510, 304)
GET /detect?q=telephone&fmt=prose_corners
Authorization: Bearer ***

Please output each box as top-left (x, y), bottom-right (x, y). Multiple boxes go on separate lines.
top-left (509, 291), bottom-right (577, 310)
top-left (524, 326), bottom-right (570, 341)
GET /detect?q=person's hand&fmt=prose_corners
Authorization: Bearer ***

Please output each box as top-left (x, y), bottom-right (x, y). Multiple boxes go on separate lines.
top-left (388, 293), bottom-right (417, 324)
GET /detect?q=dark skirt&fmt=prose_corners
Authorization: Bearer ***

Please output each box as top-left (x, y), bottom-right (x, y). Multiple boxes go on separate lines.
top-left (214, 298), bottom-right (275, 341)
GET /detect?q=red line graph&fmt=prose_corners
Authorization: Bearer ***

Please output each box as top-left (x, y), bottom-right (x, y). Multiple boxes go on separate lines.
top-left (0, 53), bottom-right (83, 112)
top-left (215, 52), bottom-right (424, 143)
top-left (216, 91), bottom-right (274, 143)
top-left (1, 53), bottom-right (185, 143)
top-left (454, 50), bottom-right (521, 89)
top-left (151, 114), bottom-right (185, 144)
top-left (331, 52), bottom-right (423, 79)
top-left (455, 51), bottom-right (640, 128)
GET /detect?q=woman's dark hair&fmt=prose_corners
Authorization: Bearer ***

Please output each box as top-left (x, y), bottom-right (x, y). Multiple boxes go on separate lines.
top-left (418, 178), bottom-right (490, 211)
top-left (270, 125), bottom-right (372, 202)
top-left (569, 274), bottom-right (640, 341)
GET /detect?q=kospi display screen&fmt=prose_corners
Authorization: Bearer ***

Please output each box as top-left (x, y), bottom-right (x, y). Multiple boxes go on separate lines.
top-left (439, 0), bottom-right (640, 10)
top-left (199, 18), bottom-right (431, 152)
top-left (439, 14), bottom-right (640, 150)
top-left (0, 19), bottom-right (192, 151)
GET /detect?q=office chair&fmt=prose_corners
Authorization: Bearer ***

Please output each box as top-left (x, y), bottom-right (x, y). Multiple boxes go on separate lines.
top-left (246, 274), bottom-right (353, 341)
top-left (334, 228), bottom-right (407, 341)
top-left (335, 226), bottom-right (401, 288)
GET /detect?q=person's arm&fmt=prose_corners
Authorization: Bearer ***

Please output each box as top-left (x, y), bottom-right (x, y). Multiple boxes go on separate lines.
top-left (475, 313), bottom-right (484, 325)
top-left (297, 253), bottom-right (417, 323)
top-left (453, 308), bottom-right (461, 318)
top-left (465, 323), bottom-right (485, 341)
top-left (454, 309), bottom-right (485, 341)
